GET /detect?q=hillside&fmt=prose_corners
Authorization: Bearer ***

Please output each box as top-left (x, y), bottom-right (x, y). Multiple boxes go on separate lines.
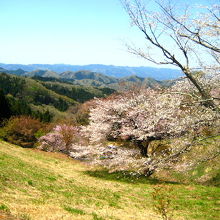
top-left (0, 73), bottom-right (76, 118)
top-left (40, 81), bottom-right (115, 103)
top-left (60, 70), bottom-right (118, 84)
top-left (0, 73), bottom-right (115, 121)
top-left (26, 69), bottom-right (60, 78)
top-left (0, 67), bottom-right (26, 76)
top-left (0, 140), bottom-right (219, 220)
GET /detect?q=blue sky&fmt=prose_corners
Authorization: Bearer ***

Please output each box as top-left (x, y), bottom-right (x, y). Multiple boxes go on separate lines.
top-left (0, 0), bottom-right (217, 66)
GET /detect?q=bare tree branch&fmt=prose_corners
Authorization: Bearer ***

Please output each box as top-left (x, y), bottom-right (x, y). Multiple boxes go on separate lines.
top-left (121, 0), bottom-right (220, 111)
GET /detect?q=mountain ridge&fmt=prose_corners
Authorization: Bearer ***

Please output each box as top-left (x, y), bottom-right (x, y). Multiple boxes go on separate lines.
top-left (0, 63), bottom-right (183, 80)
top-left (0, 67), bottom-right (175, 90)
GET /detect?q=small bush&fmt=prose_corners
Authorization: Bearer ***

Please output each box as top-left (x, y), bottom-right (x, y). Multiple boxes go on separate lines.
top-left (1, 116), bottom-right (44, 147)
top-left (38, 124), bottom-right (81, 153)
top-left (151, 185), bottom-right (176, 220)
top-left (0, 204), bottom-right (10, 212)
top-left (27, 180), bottom-right (34, 186)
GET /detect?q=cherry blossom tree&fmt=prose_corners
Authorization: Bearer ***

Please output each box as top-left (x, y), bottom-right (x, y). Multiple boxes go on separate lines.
top-left (37, 85), bottom-right (219, 176)
top-left (81, 86), bottom-right (219, 175)
top-left (121, 0), bottom-right (220, 110)
top-left (83, 86), bottom-right (218, 157)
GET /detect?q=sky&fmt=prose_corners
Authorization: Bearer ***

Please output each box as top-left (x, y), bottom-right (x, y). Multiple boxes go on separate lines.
top-left (0, 0), bottom-right (217, 67)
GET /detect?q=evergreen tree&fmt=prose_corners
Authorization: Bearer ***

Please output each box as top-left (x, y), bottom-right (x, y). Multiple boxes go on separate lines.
top-left (0, 89), bottom-right (11, 123)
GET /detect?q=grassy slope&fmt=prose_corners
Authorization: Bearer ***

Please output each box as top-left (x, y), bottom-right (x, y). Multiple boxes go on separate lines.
top-left (0, 141), bottom-right (219, 220)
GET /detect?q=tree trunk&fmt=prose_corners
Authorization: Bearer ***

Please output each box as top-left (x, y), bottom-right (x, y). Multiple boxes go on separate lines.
top-left (134, 140), bottom-right (149, 157)
top-left (183, 69), bottom-right (219, 111)
top-left (143, 168), bottom-right (155, 177)
top-left (134, 137), bottom-right (161, 157)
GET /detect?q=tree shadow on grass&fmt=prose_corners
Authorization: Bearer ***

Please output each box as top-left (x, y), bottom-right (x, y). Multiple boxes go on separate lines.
top-left (83, 169), bottom-right (180, 185)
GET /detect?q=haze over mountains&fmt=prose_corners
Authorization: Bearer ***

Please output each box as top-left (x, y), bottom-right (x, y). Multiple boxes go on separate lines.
top-left (0, 63), bottom-right (182, 80)
top-left (0, 66), bottom-right (175, 89)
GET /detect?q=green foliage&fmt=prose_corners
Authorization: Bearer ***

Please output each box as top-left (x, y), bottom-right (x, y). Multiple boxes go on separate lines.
top-left (4, 95), bottom-right (53, 123)
top-left (0, 72), bottom-right (115, 122)
top-left (0, 89), bottom-right (11, 124)
top-left (25, 79), bottom-right (74, 111)
top-left (7, 95), bottom-right (32, 116)
top-left (0, 204), bottom-right (10, 212)
top-left (0, 73), bottom-right (75, 121)
top-left (60, 70), bottom-right (118, 83)
top-left (34, 128), bottom-right (48, 139)
top-left (0, 73), bottom-right (26, 96)
top-left (42, 81), bottom-right (115, 103)
top-left (27, 180), bottom-right (34, 186)
top-left (33, 109), bottom-right (53, 123)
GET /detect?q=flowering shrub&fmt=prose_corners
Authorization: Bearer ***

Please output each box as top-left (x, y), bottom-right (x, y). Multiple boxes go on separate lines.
top-left (38, 124), bottom-right (80, 153)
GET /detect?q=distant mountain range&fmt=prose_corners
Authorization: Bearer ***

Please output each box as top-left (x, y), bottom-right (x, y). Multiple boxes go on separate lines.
top-left (0, 66), bottom-right (175, 89)
top-left (0, 63), bottom-right (183, 80)
top-left (0, 64), bottom-right (181, 122)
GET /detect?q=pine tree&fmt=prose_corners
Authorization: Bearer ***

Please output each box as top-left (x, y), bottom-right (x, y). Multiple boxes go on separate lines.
top-left (0, 89), bottom-right (11, 123)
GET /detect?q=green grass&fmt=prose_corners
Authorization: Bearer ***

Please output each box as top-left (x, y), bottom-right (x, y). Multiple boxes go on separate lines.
top-left (0, 140), bottom-right (219, 220)
top-left (64, 206), bottom-right (86, 215)
top-left (0, 204), bottom-right (10, 212)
